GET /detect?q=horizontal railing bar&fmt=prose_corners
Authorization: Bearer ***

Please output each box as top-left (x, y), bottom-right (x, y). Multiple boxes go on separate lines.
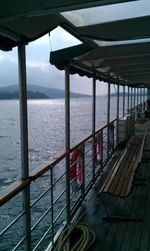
top-left (33, 225), bottom-right (52, 251)
top-left (30, 149), bottom-right (68, 180)
top-left (85, 169), bottom-right (93, 181)
top-left (53, 188), bottom-right (67, 205)
top-left (12, 236), bottom-right (25, 251)
top-left (31, 205), bottom-right (52, 232)
top-left (84, 157), bottom-right (94, 168)
top-left (0, 179), bottom-right (30, 207)
top-left (0, 118), bottom-right (118, 207)
top-left (0, 211), bottom-right (25, 236)
top-left (70, 119), bottom-right (117, 151)
top-left (30, 185), bottom-right (51, 208)
top-left (53, 205), bottom-right (67, 225)
top-left (53, 171), bottom-right (66, 186)
top-left (85, 145), bottom-right (93, 155)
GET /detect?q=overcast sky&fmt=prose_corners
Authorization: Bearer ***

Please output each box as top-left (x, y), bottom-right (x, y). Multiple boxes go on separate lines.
top-left (0, 26), bottom-right (111, 95)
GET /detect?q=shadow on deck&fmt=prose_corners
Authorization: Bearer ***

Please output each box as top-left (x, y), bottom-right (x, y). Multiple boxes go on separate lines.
top-left (82, 118), bottom-right (150, 251)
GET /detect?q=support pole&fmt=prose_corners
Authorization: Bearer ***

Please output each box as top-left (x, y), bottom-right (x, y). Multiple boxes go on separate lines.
top-left (117, 84), bottom-right (120, 120)
top-left (128, 86), bottom-right (130, 113)
top-left (140, 88), bottom-right (142, 104)
top-left (143, 88), bottom-right (145, 103)
top-left (107, 82), bottom-right (111, 159)
top-left (92, 76), bottom-right (96, 184)
top-left (131, 87), bottom-right (133, 110)
top-left (133, 87), bottom-right (136, 109)
top-left (137, 88), bottom-right (139, 105)
top-left (65, 64), bottom-right (71, 224)
top-left (123, 85), bottom-right (125, 116)
top-left (117, 84), bottom-right (120, 145)
top-left (148, 88), bottom-right (150, 100)
top-left (18, 44), bottom-right (31, 251)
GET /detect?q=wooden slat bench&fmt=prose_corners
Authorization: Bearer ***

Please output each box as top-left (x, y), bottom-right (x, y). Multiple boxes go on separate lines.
top-left (98, 129), bottom-right (148, 220)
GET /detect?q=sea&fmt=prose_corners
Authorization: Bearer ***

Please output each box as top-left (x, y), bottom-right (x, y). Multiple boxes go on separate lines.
top-left (0, 97), bottom-right (124, 250)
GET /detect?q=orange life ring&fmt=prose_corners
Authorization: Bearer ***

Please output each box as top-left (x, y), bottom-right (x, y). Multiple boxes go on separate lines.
top-left (95, 138), bottom-right (101, 162)
top-left (70, 148), bottom-right (82, 184)
top-left (70, 149), bottom-right (79, 179)
top-left (76, 161), bottom-right (82, 184)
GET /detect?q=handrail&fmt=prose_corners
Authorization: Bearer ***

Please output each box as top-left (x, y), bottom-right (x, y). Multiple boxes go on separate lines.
top-left (71, 118), bottom-right (117, 151)
top-left (0, 118), bottom-right (117, 207)
top-left (30, 149), bottom-right (68, 180)
top-left (0, 179), bottom-right (30, 206)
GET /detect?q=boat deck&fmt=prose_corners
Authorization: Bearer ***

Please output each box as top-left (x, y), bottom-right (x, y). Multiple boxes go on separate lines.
top-left (83, 118), bottom-right (150, 251)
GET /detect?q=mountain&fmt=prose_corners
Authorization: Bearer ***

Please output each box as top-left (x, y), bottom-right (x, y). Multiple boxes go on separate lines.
top-left (0, 84), bottom-right (90, 99)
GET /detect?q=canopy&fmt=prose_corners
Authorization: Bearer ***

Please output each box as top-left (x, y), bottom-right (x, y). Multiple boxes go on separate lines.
top-left (0, 0), bottom-right (149, 87)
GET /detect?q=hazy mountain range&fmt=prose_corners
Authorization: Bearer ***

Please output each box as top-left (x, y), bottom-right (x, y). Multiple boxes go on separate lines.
top-left (0, 84), bottom-right (90, 99)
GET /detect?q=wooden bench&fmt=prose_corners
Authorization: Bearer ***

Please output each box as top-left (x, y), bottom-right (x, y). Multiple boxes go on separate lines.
top-left (98, 129), bottom-right (148, 199)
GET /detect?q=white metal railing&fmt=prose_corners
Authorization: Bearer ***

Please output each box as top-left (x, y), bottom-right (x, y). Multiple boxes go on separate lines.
top-left (0, 100), bottom-right (147, 251)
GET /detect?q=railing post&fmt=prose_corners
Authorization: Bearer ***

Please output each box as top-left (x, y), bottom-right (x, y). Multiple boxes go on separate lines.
top-left (140, 87), bottom-right (142, 104)
top-left (100, 130), bottom-right (104, 168)
top-left (80, 144), bottom-right (85, 200)
top-left (92, 76), bottom-right (96, 184)
top-left (148, 88), bottom-right (150, 100)
top-left (50, 168), bottom-right (54, 247)
top-left (131, 87), bottom-right (133, 111)
top-left (65, 64), bottom-right (71, 224)
top-left (137, 88), bottom-right (139, 105)
top-left (107, 82), bottom-right (111, 160)
top-left (133, 87), bottom-right (136, 120)
top-left (127, 86), bottom-right (130, 113)
top-left (123, 85), bottom-right (125, 117)
top-left (133, 87), bottom-right (136, 109)
top-left (116, 84), bottom-right (120, 145)
top-left (18, 44), bottom-right (31, 251)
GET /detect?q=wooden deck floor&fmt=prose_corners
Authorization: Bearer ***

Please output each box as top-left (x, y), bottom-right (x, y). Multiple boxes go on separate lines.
top-left (83, 118), bottom-right (150, 251)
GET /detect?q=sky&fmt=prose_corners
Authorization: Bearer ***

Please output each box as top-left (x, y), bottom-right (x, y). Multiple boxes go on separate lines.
top-left (0, 26), bottom-right (112, 95)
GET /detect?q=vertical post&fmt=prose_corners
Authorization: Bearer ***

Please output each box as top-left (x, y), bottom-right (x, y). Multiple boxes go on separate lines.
top-left (148, 88), bottom-right (150, 100)
top-left (81, 144), bottom-right (85, 200)
top-left (50, 168), bottom-right (54, 246)
top-left (123, 85), bottom-right (125, 116)
top-left (140, 88), bottom-right (142, 104)
top-left (131, 87), bottom-right (133, 111)
top-left (144, 88), bottom-right (145, 102)
top-left (117, 84), bottom-right (120, 145)
top-left (65, 64), bottom-right (71, 224)
top-left (137, 88), bottom-right (139, 105)
top-left (92, 76), bottom-right (96, 184)
top-left (128, 86), bottom-right (130, 113)
top-left (133, 87), bottom-right (136, 109)
top-left (107, 82), bottom-right (111, 159)
top-left (18, 44), bottom-right (31, 251)
top-left (133, 87), bottom-right (136, 120)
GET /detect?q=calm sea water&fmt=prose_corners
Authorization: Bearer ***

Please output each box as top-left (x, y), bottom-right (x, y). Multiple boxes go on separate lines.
top-left (0, 97), bottom-right (122, 186)
top-left (0, 97), bottom-right (124, 250)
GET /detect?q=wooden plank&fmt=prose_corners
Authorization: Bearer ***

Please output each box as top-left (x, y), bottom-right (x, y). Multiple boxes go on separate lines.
top-left (120, 145), bottom-right (139, 197)
top-left (99, 144), bottom-right (131, 194)
top-left (114, 144), bottom-right (136, 197)
top-left (128, 163), bottom-right (147, 251)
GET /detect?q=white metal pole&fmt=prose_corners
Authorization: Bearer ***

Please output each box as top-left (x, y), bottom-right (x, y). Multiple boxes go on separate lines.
top-left (123, 85), bottom-right (125, 116)
top-left (117, 84), bottom-right (120, 145)
top-left (65, 64), bottom-right (71, 224)
top-left (18, 44), bottom-right (31, 251)
top-left (92, 76), bottom-right (96, 183)
top-left (128, 86), bottom-right (130, 113)
top-left (107, 82), bottom-right (111, 159)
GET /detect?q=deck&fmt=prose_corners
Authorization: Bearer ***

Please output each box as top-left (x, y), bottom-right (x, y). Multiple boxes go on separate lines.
top-left (82, 118), bottom-right (150, 251)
